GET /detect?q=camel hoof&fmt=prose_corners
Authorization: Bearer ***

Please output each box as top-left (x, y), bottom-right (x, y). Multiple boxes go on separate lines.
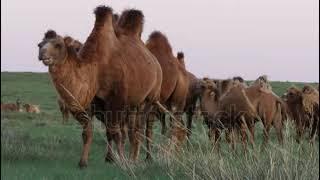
top-left (105, 155), bottom-right (115, 163)
top-left (78, 160), bottom-right (88, 169)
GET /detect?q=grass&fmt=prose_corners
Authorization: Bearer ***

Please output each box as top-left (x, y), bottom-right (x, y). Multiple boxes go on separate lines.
top-left (1, 72), bottom-right (319, 180)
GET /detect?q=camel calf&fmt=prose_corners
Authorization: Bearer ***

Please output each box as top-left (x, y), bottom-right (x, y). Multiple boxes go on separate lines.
top-left (23, 104), bottom-right (41, 113)
top-left (1, 99), bottom-right (23, 112)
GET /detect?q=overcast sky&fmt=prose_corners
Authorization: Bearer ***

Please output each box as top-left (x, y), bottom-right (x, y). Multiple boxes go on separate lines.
top-left (1, 0), bottom-right (319, 82)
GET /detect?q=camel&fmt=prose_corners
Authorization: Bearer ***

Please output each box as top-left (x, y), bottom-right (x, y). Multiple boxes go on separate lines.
top-left (37, 6), bottom-right (167, 167)
top-left (200, 78), bottom-right (262, 150)
top-left (145, 31), bottom-right (190, 159)
top-left (284, 85), bottom-right (319, 143)
top-left (200, 76), bottom-right (286, 150)
top-left (1, 99), bottom-right (23, 112)
top-left (175, 52), bottom-right (202, 139)
top-left (23, 104), bottom-right (41, 113)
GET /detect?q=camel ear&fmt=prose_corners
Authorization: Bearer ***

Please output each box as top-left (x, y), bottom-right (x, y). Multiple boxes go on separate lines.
top-left (63, 36), bottom-right (73, 46)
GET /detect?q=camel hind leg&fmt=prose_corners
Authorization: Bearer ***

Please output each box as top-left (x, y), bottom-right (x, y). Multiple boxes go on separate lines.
top-left (130, 103), bottom-right (153, 162)
top-left (145, 112), bottom-right (155, 161)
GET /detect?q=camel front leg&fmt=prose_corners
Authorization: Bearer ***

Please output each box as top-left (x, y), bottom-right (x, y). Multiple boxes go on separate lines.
top-left (186, 109), bottom-right (194, 139)
top-left (225, 127), bottom-right (236, 150)
top-left (105, 108), bottom-right (125, 162)
top-left (128, 107), bottom-right (137, 161)
top-left (309, 116), bottom-right (319, 144)
top-left (169, 106), bottom-right (187, 151)
top-left (71, 110), bottom-right (93, 168)
top-left (208, 127), bottom-right (221, 151)
top-left (240, 122), bottom-right (248, 153)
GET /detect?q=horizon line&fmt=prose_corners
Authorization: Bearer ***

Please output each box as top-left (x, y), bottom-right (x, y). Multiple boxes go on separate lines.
top-left (1, 71), bottom-right (319, 84)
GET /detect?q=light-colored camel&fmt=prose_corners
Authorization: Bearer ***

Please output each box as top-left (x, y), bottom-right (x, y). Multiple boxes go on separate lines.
top-left (23, 104), bottom-right (40, 113)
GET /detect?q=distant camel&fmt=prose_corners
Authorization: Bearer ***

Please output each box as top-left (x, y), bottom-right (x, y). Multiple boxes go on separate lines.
top-left (1, 99), bottom-right (23, 112)
top-left (23, 104), bottom-right (40, 113)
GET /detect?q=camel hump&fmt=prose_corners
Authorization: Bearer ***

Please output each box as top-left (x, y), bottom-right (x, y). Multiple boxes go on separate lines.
top-left (148, 31), bottom-right (167, 42)
top-left (44, 30), bottom-right (57, 39)
top-left (176, 51), bottom-right (186, 68)
top-left (117, 9), bottom-right (144, 38)
top-left (94, 5), bottom-right (113, 23)
top-left (146, 31), bottom-right (173, 53)
top-left (177, 52), bottom-right (184, 60)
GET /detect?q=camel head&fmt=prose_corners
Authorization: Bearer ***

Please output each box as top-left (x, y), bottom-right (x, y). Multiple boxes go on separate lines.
top-left (16, 98), bottom-right (21, 107)
top-left (232, 76), bottom-right (248, 87)
top-left (284, 87), bottom-right (303, 105)
top-left (251, 75), bottom-right (272, 91)
top-left (302, 85), bottom-right (318, 95)
top-left (38, 30), bottom-right (68, 66)
top-left (200, 78), bottom-right (220, 102)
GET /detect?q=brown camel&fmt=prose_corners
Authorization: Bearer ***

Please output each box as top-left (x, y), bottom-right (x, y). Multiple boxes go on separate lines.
top-left (284, 85), bottom-right (319, 143)
top-left (145, 31), bottom-right (190, 159)
top-left (1, 99), bottom-right (23, 112)
top-left (175, 52), bottom-right (202, 139)
top-left (37, 6), bottom-right (164, 167)
top-left (200, 76), bottom-right (286, 150)
top-left (199, 78), bottom-right (253, 150)
top-left (202, 79), bottom-right (261, 150)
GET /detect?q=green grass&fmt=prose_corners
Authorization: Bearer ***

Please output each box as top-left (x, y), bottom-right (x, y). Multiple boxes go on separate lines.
top-left (1, 72), bottom-right (319, 180)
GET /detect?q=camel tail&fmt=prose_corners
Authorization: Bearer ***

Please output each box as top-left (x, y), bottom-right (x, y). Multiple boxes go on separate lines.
top-left (154, 101), bottom-right (178, 122)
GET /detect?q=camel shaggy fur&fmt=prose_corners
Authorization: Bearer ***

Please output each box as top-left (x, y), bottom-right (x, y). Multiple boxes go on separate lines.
top-left (284, 85), bottom-right (319, 143)
top-left (37, 6), bottom-right (164, 167)
top-left (200, 77), bottom-right (286, 150)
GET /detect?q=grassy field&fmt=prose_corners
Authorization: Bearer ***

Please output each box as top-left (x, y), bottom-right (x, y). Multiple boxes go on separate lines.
top-left (1, 72), bottom-right (319, 180)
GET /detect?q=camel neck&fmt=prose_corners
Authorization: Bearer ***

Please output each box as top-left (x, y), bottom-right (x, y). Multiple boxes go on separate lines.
top-left (48, 53), bottom-right (98, 108)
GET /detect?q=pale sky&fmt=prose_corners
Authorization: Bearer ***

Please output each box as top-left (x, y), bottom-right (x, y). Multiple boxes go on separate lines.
top-left (1, 0), bottom-right (319, 82)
